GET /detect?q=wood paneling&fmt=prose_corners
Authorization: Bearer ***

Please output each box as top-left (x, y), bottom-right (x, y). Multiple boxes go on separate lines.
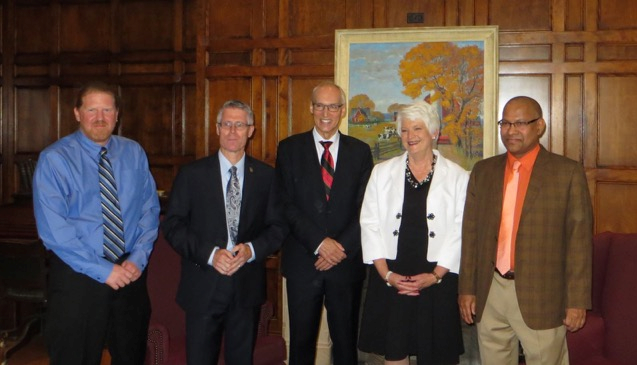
top-left (598, 75), bottom-right (637, 167)
top-left (15, 88), bottom-right (49, 153)
top-left (599, 0), bottom-right (637, 30)
top-left (2, 0), bottom-right (197, 202)
top-left (490, 0), bottom-right (551, 31)
top-left (16, 5), bottom-right (53, 54)
top-left (59, 2), bottom-right (111, 52)
top-left (564, 74), bottom-right (584, 162)
top-left (381, 0), bottom-right (447, 27)
top-left (596, 182), bottom-right (637, 232)
top-left (120, 0), bottom-right (174, 51)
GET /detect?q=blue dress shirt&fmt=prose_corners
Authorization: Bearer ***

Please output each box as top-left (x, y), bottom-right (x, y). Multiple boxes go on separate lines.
top-left (33, 130), bottom-right (160, 283)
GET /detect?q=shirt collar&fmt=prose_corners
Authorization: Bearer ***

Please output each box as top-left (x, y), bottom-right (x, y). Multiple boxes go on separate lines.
top-left (75, 130), bottom-right (115, 160)
top-left (506, 144), bottom-right (541, 171)
top-left (219, 151), bottom-right (246, 179)
top-left (312, 128), bottom-right (340, 145)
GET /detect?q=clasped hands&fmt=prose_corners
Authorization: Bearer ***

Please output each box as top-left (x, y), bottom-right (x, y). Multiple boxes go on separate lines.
top-left (386, 272), bottom-right (438, 296)
top-left (213, 243), bottom-right (252, 276)
top-left (105, 260), bottom-right (141, 290)
top-left (315, 238), bottom-right (346, 271)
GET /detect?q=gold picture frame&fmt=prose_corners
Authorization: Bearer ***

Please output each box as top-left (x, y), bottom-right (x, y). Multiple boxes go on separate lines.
top-left (335, 26), bottom-right (499, 170)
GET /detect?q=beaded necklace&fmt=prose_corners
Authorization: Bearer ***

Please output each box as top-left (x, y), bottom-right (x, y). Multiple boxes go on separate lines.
top-left (405, 154), bottom-right (437, 189)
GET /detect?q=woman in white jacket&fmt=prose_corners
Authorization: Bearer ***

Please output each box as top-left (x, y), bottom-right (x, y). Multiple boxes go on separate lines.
top-left (358, 102), bottom-right (469, 364)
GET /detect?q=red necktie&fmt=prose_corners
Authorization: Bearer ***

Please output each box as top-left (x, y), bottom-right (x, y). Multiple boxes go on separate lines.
top-left (320, 141), bottom-right (334, 200)
top-left (497, 160), bottom-right (521, 274)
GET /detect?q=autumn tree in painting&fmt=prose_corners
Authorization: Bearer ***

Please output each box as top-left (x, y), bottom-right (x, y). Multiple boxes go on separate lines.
top-left (350, 94), bottom-right (376, 110)
top-left (349, 94), bottom-right (386, 122)
top-left (398, 42), bottom-right (483, 157)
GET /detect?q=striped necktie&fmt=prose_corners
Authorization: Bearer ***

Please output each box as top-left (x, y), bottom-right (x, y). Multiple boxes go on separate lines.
top-left (320, 141), bottom-right (334, 201)
top-left (99, 147), bottom-right (125, 263)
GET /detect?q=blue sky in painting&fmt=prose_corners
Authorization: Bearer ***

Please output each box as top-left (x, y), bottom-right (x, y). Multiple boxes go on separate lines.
top-left (349, 41), bottom-right (484, 112)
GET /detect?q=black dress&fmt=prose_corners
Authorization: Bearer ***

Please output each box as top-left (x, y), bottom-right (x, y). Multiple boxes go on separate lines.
top-left (358, 176), bottom-right (464, 364)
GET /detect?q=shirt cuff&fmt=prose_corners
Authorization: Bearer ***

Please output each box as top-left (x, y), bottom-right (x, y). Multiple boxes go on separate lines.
top-left (208, 246), bottom-right (220, 266)
top-left (246, 242), bottom-right (256, 263)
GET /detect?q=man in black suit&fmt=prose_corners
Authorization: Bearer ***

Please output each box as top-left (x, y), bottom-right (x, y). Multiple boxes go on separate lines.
top-left (276, 81), bottom-right (374, 364)
top-left (162, 100), bottom-right (287, 364)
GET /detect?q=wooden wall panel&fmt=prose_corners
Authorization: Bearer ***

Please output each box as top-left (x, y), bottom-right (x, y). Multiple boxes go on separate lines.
top-left (15, 87), bottom-right (49, 153)
top-left (596, 182), bottom-right (637, 233)
top-left (183, 1), bottom-right (199, 50)
top-left (261, 77), bottom-right (280, 163)
top-left (182, 85), bottom-right (197, 157)
top-left (60, 87), bottom-right (80, 139)
top-left (381, 0), bottom-right (446, 27)
top-left (565, 0), bottom-right (584, 31)
top-left (489, 0), bottom-right (551, 31)
top-left (599, 0), bottom-right (637, 30)
top-left (500, 45), bottom-right (551, 62)
top-left (209, 0), bottom-right (253, 40)
top-left (120, 86), bottom-right (174, 155)
top-left (2, 0), bottom-right (197, 202)
top-left (564, 74), bottom-right (583, 162)
top-left (120, 0), bottom-right (174, 51)
top-left (59, 2), bottom-right (111, 52)
top-left (598, 75), bottom-right (637, 168)
top-left (16, 5), bottom-right (52, 54)
top-left (289, 0), bottom-right (347, 37)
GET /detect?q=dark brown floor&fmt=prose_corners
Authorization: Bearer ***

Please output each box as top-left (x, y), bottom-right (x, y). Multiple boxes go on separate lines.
top-left (6, 334), bottom-right (48, 365)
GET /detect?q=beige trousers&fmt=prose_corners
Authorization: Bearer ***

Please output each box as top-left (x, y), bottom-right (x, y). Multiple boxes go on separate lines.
top-left (476, 273), bottom-right (568, 365)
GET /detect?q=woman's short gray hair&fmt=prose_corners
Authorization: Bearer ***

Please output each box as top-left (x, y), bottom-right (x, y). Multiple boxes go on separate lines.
top-left (396, 101), bottom-right (440, 136)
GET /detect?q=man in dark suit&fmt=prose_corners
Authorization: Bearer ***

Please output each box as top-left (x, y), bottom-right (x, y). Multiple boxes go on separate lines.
top-left (276, 81), bottom-right (374, 364)
top-left (162, 100), bottom-right (287, 364)
top-left (459, 96), bottom-right (593, 364)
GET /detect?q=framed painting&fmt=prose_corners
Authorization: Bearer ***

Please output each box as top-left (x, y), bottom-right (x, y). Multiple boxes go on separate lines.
top-left (335, 26), bottom-right (499, 170)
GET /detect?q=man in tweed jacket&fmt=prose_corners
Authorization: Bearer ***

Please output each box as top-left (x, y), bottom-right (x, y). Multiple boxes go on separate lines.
top-left (458, 96), bottom-right (593, 364)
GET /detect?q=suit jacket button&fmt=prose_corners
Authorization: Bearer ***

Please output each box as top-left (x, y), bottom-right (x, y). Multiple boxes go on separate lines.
top-left (429, 231), bottom-right (435, 238)
top-left (427, 213), bottom-right (435, 220)
top-left (396, 213), bottom-right (402, 219)
top-left (393, 230), bottom-right (399, 236)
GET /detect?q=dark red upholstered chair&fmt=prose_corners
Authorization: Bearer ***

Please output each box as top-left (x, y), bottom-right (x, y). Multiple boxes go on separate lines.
top-left (566, 232), bottom-right (637, 364)
top-left (145, 227), bottom-right (286, 365)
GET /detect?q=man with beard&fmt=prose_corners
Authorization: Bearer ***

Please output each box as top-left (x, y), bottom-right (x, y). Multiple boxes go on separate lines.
top-left (33, 81), bottom-right (160, 364)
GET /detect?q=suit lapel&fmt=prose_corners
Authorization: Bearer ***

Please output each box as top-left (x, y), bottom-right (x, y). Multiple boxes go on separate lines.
top-left (332, 135), bottom-right (347, 187)
top-left (240, 156), bottom-right (257, 229)
top-left (207, 153), bottom-right (227, 226)
top-left (490, 155), bottom-right (508, 223)
top-left (521, 147), bottom-right (549, 218)
top-left (302, 132), bottom-right (326, 200)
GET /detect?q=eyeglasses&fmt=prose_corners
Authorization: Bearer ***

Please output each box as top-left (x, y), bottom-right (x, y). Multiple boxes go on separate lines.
top-left (313, 103), bottom-right (343, 112)
top-left (498, 117), bottom-right (540, 129)
top-left (218, 121), bottom-right (253, 130)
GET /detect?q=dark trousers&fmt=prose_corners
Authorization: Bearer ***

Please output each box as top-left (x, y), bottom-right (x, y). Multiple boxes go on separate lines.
top-left (286, 275), bottom-right (363, 365)
top-left (45, 254), bottom-right (150, 365)
top-left (185, 275), bottom-right (260, 365)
